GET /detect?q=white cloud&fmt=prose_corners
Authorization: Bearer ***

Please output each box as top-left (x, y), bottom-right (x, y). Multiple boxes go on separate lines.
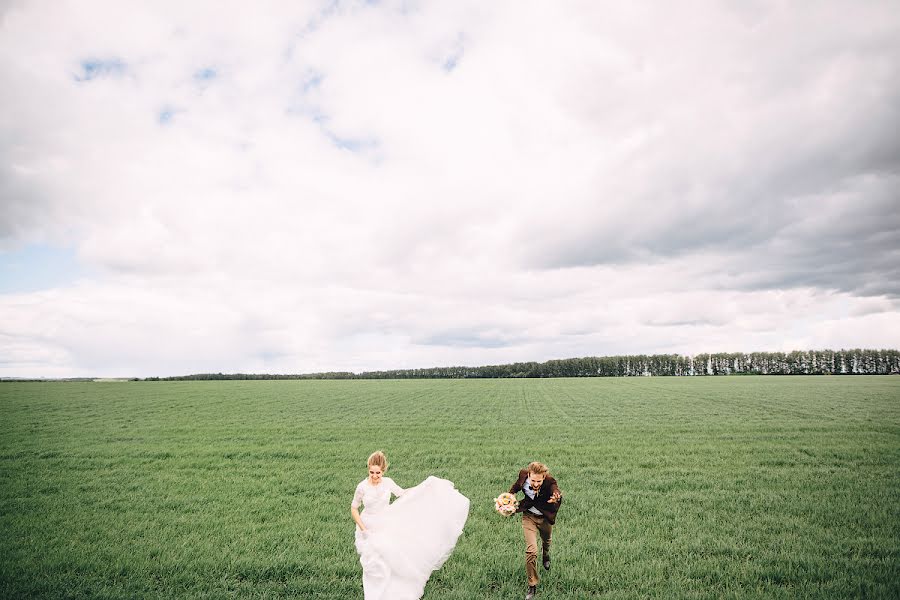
top-left (1, 0), bottom-right (899, 377)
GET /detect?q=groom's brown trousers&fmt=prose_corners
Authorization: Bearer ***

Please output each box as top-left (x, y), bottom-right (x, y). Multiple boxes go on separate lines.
top-left (523, 512), bottom-right (552, 586)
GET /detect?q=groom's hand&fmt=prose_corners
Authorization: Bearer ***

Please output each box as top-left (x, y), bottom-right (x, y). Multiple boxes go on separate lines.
top-left (548, 490), bottom-right (561, 503)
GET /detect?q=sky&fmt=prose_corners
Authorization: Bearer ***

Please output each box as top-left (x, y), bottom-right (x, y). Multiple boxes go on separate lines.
top-left (1, 0), bottom-right (899, 378)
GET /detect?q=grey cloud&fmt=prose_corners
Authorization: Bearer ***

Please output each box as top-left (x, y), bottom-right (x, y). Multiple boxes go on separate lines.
top-left (528, 30), bottom-right (900, 299)
top-left (722, 198), bottom-right (900, 298)
top-left (644, 318), bottom-right (726, 328)
top-left (2, 1), bottom-right (900, 378)
top-left (414, 329), bottom-right (523, 349)
top-left (543, 178), bottom-right (900, 299)
top-left (540, 97), bottom-right (900, 260)
top-left (849, 297), bottom-right (900, 318)
top-left (0, 160), bottom-right (57, 244)
top-left (0, 0), bottom-right (26, 22)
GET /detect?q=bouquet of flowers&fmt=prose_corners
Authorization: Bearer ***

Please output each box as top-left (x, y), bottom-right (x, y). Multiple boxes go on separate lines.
top-left (494, 492), bottom-right (519, 516)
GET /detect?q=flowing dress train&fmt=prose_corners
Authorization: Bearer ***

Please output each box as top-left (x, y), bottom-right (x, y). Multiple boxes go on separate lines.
top-left (353, 476), bottom-right (469, 600)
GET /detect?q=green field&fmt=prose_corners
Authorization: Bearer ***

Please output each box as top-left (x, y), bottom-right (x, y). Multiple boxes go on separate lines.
top-left (1, 377), bottom-right (899, 599)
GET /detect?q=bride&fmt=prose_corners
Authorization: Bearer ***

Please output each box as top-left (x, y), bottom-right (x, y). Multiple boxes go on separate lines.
top-left (350, 451), bottom-right (470, 600)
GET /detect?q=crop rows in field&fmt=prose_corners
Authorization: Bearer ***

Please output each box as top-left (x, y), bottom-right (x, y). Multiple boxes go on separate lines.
top-left (1, 376), bottom-right (898, 598)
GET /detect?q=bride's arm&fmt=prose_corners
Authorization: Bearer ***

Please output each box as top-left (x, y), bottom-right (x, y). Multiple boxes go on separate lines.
top-left (351, 506), bottom-right (366, 531)
top-left (351, 484), bottom-right (366, 531)
top-left (389, 477), bottom-right (405, 497)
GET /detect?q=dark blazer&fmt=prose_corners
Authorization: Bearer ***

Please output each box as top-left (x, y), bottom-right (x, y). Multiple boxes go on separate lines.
top-left (509, 469), bottom-right (563, 525)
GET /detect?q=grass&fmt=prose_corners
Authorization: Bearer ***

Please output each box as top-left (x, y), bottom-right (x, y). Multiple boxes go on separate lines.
top-left (1, 376), bottom-right (898, 599)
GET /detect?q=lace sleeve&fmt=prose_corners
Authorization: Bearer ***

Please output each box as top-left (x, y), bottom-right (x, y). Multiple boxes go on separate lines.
top-left (388, 478), bottom-right (405, 497)
top-left (351, 482), bottom-right (364, 510)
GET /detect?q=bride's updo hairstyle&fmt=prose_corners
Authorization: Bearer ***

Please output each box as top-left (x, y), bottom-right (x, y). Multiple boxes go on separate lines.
top-left (368, 451), bottom-right (389, 472)
top-left (528, 461), bottom-right (549, 475)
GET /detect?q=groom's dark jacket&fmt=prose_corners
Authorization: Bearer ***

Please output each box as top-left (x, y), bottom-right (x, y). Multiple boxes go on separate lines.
top-left (509, 469), bottom-right (563, 525)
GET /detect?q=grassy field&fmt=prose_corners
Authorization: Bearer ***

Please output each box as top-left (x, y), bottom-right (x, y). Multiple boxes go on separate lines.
top-left (1, 376), bottom-right (898, 599)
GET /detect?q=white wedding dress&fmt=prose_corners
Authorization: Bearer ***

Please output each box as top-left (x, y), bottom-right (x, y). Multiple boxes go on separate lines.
top-left (352, 476), bottom-right (470, 600)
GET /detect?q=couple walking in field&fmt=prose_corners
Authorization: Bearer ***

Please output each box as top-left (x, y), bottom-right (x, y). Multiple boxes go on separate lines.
top-left (350, 451), bottom-right (563, 600)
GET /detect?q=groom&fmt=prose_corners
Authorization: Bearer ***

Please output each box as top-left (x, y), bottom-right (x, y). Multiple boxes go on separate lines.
top-left (509, 461), bottom-right (562, 600)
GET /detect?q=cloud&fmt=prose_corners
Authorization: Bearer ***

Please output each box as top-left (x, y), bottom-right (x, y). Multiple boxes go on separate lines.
top-left (0, 0), bottom-right (898, 377)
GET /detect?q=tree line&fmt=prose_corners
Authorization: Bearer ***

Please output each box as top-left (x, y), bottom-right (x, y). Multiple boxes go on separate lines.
top-left (143, 348), bottom-right (900, 380)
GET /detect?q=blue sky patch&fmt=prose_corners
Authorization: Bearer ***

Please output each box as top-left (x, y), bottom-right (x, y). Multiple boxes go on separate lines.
top-left (442, 33), bottom-right (466, 72)
top-left (76, 58), bottom-right (127, 81)
top-left (301, 71), bottom-right (323, 93)
top-left (325, 130), bottom-right (378, 153)
top-left (158, 107), bottom-right (177, 125)
top-left (443, 55), bottom-right (460, 72)
top-left (0, 244), bottom-right (86, 294)
top-left (284, 71), bottom-right (325, 119)
top-left (194, 67), bottom-right (217, 81)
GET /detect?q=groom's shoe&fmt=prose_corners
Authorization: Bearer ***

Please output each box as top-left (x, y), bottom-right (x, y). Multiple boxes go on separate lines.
top-left (542, 553), bottom-right (551, 571)
top-left (525, 585), bottom-right (537, 600)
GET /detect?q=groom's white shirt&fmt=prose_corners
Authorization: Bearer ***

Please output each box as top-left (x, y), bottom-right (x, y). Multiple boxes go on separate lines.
top-left (523, 477), bottom-right (543, 515)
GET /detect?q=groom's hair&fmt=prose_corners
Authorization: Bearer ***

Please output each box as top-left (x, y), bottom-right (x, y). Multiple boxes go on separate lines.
top-left (528, 462), bottom-right (549, 475)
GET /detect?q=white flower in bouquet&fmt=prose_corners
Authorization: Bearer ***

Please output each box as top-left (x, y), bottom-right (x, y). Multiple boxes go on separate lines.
top-left (494, 492), bottom-right (519, 516)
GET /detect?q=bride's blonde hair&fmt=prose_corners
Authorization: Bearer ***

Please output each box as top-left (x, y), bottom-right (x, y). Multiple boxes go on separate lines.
top-left (367, 451), bottom-right (389, 472)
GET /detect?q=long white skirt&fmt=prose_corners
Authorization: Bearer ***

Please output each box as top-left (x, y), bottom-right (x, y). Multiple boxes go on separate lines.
top-left (355, 476), bottom-right (470, 600)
